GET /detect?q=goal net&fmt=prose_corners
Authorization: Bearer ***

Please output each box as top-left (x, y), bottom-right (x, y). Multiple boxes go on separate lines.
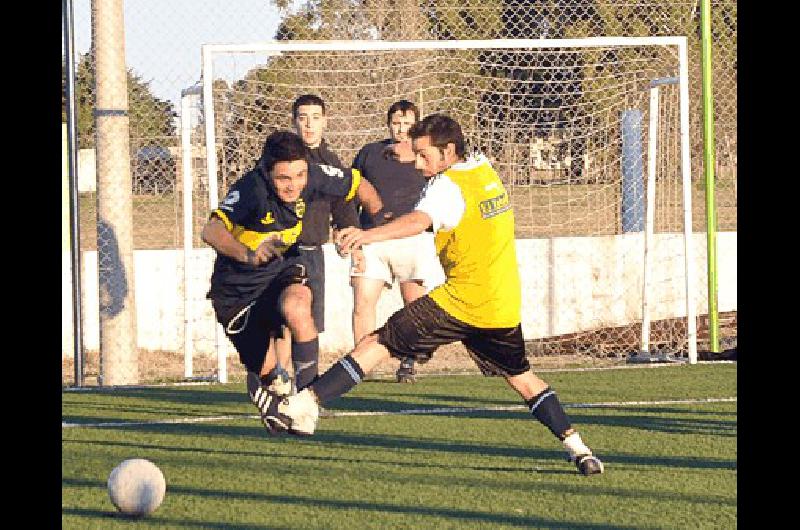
top-left (185, 38), bottom-right (698, 378)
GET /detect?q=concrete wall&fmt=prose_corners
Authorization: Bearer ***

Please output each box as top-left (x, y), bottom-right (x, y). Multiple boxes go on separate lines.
top-left (62, 232), bottom-right (737, 359)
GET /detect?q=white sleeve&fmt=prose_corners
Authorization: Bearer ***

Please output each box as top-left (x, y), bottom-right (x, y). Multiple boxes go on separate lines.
top-left (414, 174), bottom-right (465, 232)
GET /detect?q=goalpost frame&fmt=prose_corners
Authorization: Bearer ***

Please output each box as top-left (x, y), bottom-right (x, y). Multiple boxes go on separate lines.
top-left (638, 75), bottom-right (697, 363)
top-left (198, 36), bottom-right (698, 370)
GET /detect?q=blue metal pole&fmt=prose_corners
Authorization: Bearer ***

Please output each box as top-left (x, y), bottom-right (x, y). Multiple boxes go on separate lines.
top-left (621, 110), bottom-right (644, 232)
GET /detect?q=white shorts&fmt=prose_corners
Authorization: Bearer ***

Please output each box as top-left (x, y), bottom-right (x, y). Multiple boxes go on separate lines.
top-left (351, 232), bottom-right (445, 289)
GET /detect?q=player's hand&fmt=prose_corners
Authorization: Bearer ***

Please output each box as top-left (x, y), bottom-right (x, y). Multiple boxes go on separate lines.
top-left (336, 226), bottom-right (371, 255)
top-left (252, 235), bottom-right (284, 265)
top-left (332, 229), bottom-right (348, 257)
top-left (351, 248), bottom-right (365, 273)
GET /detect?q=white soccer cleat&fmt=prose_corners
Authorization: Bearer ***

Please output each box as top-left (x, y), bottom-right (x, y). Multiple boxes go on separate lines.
top-left (279, 388), bottom-right (320, 436)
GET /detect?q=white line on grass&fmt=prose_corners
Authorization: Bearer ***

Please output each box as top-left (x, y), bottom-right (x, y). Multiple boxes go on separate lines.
top-left (61, 361), bottom-right (735, 392)
top-left (61, 397), bottom-right (736, 429)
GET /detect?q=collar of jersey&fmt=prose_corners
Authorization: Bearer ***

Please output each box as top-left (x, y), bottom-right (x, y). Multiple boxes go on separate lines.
top-left (449, 152), bottom-right (489, 171)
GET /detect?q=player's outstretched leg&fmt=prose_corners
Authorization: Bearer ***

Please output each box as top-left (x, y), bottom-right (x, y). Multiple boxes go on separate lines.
top-left (281, 335), bottom-right (390, 436)
top-left (525, 385), bottom-right (604, 476)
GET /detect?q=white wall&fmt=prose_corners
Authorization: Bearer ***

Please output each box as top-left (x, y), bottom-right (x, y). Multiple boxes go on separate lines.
top-left (62, 232), bottom-right (737, 359)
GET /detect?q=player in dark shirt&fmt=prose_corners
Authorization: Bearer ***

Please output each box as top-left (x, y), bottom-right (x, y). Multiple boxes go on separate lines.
top-left (350, 100), bottom-right (445, 382)
top-left (201, 130), bottom-right (367, 435)
top-left (277, 94), bottom-right (383, 392)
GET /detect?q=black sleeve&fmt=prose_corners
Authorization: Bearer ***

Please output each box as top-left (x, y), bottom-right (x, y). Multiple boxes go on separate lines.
top-left (306, 163), bottom-right (361, 202)
top-left (211, 176), bottom-right (259, 229)
top-left (330, 195), bottom-right (360, 229)
top-left (352, 145), bottom-right (369, 174)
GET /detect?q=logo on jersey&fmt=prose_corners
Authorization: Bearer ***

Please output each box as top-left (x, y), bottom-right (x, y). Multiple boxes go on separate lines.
top-left (260, 211), bottom-right (275, 225)
top-left (319, 164), bottom-right (345, 179)
top-left (295, 198), bottom-right (306, 218)
top-left (222, 190), bottom-right (239, 205)
top-left (479, 192), bottom-right (511, 219)
top-left (219, 190), bottom-right (240, 212)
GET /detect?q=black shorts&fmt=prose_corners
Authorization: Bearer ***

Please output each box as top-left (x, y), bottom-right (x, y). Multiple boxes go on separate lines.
top-left (212, 263), bottom-right (308, 374)
top-left (297, 245), bottom-right (325, 332)
top-left (376, 295), bottom-right (530, 377)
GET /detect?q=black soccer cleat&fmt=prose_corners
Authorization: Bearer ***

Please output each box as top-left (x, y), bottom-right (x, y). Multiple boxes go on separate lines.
top-left (396, 357), bottom-right (416, 383)
top-left (247, 372), bottom-right (292, 436)
top-left (574, 454), bottom-right (605, 476)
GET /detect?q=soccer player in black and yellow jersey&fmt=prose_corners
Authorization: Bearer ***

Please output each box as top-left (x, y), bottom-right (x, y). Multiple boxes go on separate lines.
top-left (201, 130), bottom-right (377, 436)
top-left (269, 114), bottom-right (604, 475)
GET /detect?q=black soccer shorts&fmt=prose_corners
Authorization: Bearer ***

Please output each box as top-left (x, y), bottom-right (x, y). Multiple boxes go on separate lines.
top-left (376, 295), bottom-right (530, 377)
top-left (215, 263), bottom-right (309, 374)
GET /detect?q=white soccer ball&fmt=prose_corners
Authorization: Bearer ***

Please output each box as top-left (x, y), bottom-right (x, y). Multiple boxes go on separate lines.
top-left (107, 458), bottom-right (166, 517)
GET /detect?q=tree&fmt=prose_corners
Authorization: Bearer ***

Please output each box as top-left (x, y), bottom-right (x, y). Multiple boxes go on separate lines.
top-left (62, 52), bottom-right (176, 149)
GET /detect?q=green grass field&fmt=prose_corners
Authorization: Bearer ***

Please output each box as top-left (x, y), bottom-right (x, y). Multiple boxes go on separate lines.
top-left (62, 363), bottom-right (736, 529)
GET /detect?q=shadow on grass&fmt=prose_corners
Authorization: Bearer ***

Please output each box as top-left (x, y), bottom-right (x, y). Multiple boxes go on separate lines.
top-left (62, 480), bottom-right (644, 529)
top-left (64, 416), bottom-right (736, 473)
top-left (62, 387), bottom-right (511, 424)
top-left (62, 433), bottom-right (562, 472)
top-left (62, 507), bottom-right (274, 529)
top-left (62, 386), bottom-right (249, 408)
top-left (567, 411), bottom-right (737, 438)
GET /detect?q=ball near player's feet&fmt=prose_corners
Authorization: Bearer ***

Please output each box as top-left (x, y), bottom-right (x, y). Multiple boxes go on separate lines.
top-left (107, 458), bottom-right (166, 517)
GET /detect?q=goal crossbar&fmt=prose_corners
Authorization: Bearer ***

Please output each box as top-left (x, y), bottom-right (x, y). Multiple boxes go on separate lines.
top-left (201, 36), bottom-right (688, 55)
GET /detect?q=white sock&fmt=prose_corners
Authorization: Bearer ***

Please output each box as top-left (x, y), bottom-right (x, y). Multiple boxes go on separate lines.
top-left (563, 431), bottom-right (592, 458)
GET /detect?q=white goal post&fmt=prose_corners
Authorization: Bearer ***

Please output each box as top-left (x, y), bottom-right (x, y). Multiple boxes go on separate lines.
top-left (185, 37), bottom-right (698, 380)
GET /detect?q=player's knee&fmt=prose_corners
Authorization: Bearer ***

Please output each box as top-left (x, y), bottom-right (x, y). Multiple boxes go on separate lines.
top-left (281, 288), bottom-right (313, 323)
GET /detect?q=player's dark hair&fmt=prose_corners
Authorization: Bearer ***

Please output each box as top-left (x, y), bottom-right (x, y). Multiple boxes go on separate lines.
top-left (292, 94), bottom-right (326, 118)
top-left (259, 130), bottom-right (308, 173)
top-left (386, 100), bottom-right (419, 126)
top-left (408, 113), bottom-right (465, 158)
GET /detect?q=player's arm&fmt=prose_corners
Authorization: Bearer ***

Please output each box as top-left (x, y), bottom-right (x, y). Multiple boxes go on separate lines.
top-left (308, 164), bottom-right (384, 213)
top-left (330, 195), bottom-right (360, 230)
top-left (201, 183), bottom-right (282, 266)
top-left (355, 178), bottom-right (384, 217)
top-left (337, 174), bottom-right (464, 253)
top-left (351, 145), bottom-right (393, 226)
top-left (201, 216), bottom-right (251, 264)
top-left (336, 211), bottom-right (432, 253)
top-left (201, 216), bottom-right (282, 266)
top-left (349, 146), bottom-right (384, 218)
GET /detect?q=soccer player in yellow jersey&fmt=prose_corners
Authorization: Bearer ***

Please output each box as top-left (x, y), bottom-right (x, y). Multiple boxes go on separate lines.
top-left (269, 114), bottom-right (603, 475)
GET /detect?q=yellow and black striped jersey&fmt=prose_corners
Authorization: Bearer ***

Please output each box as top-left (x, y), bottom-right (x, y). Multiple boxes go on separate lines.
top-left (207, 163), bottom-right (361, 311)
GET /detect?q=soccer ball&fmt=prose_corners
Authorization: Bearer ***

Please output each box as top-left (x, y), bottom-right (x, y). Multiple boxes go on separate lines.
top-left (107, 458), bottom-right (166, 517)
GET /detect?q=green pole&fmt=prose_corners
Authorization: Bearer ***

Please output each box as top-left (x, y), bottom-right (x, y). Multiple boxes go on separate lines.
top-left (700, 0), bottom-right (720, 352)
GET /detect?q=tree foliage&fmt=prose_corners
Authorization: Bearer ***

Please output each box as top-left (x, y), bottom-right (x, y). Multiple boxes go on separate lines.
top-left (62, 52), bottom-right (176, 149)
top-left (212, 0), bottom-right (735, 178)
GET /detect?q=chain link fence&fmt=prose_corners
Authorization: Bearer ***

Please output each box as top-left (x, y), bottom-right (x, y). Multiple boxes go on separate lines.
top-left (62, 0), bottom-right (736, 386)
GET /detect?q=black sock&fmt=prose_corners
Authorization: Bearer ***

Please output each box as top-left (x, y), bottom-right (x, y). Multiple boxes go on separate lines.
top-left (526, 387), bottom-right (572, 440)
top-left (292, 338), bottom-right (319, 390)
top-left (261, 365), bottom-right (290, 386)
top-left (309, 354), bottom-right (365, 404)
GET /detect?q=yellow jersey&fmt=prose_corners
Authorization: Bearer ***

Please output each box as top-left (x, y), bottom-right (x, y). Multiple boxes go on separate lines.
top-left (418, 155), bottom-right (521, 328)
